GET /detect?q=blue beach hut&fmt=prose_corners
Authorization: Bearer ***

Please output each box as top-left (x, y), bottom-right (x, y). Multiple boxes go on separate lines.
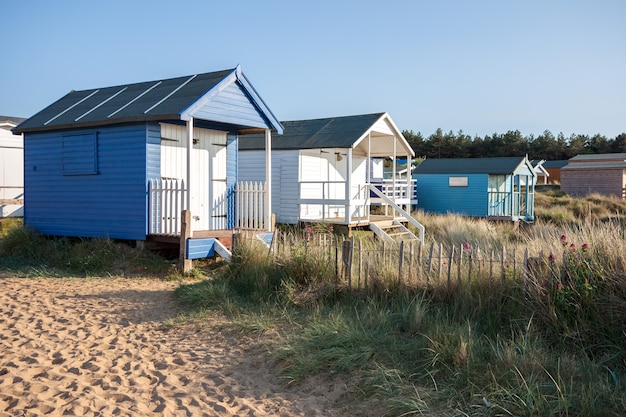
top-left (13, 66), bottom-right (283, 254)
top-left (413, 156), bottom-right (536, 222)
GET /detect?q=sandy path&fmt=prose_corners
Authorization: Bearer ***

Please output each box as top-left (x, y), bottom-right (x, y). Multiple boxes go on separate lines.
top-left (0, 277), bottom-right (348, 417)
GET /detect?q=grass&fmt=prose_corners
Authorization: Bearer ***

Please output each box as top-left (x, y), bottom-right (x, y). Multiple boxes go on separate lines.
top-left (172, 188), bottom-right (626, 416)
top-left (2, 188), bottom-right (626, 416)
top-left (0, 221), bottom-right (176, 278)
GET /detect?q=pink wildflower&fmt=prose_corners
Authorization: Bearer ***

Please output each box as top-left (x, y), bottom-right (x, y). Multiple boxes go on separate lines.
top-left (560, 234), bottom-right (567, 246)
top-left (569, 243), bottom-right (576, 252)
top-left (556, 283), bottom-right (564, 291)
top-left (305, 226), bottom-right (313, 234)
top-left (582, 243), bottom-right (589, 252)
top-left (328, 225), bottom-right (334, 232)
top-left (548, 253), bottom-right (556, 262)
top-left (463, 242), bottom-right (471, 252)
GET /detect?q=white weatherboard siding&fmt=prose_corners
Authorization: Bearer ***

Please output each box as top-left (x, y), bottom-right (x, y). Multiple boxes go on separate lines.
top-left (238, 149), bottom-right (300, 224)
top-left (160, 123), bottom-right (228, 230)
top-left (0, 127), bottom-right (24, 217)
top-left (349, 154), bottom-right (368, 218)
top-left (371, 117), bottom-right (394, 136)
top-left (299, 148), bottom-right (348, 220)
top-left (278, 156), bottom-right (299, 223)
top-left (238, 150), bottom-right (267, 182)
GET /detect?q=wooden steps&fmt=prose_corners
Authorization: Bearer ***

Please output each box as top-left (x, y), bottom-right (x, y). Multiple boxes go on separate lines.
top-left (369, 220), bottom-right (418, 243)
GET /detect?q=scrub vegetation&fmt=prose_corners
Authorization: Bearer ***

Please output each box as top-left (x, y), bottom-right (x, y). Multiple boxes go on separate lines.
top-left (2, 188), bottom-right (625, 416)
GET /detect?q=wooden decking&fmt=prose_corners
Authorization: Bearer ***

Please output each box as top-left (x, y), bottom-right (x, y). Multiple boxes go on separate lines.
top-left (147, 229), bottom-right (234, 250)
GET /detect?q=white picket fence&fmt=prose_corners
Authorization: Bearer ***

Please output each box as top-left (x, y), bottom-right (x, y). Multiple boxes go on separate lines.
top-left (148, 179), bottom-right (266, 235)
top-left (235, 181), bottom-right (267, 230)
top-left (148, 178), bottom-right (187, 235)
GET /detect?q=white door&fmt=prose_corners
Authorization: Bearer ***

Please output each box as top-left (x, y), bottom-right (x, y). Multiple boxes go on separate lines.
top-left (209, 134), bottom-right (228, 229)
top-left (160, 124), bottom-right (228, 231)
top-left (190, 135), bottom-right (210, 231)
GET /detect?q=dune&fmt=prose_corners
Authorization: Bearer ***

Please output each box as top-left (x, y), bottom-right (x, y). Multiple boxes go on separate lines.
top-left (0, 277), bottom-right (348, 416)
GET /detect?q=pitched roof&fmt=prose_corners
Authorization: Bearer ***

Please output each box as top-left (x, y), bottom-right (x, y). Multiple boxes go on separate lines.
top-left (542, 160), bottom-right (568, 169)
top-left (0, 116), bottom-right (26, 127)
top-left (562, 153), bottom-right (626, 170)
top-left (13, 66), bottom-right (283, 134)
top-left (414, 157), bottom-right (530, 175)
top-left (568, 153), bottom-right (626, 161)
top-left (239, 113), bottom-right (386, 150)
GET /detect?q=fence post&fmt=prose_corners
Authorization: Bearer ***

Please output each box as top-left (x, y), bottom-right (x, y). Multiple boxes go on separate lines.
top-left (398, 241), bottom-right (405, 284)
top-left (335, 235), bottom-right (339, 279)
top-left (522, 248), bottom-right (529, 288)
top-left (426, 242), bottom-right (435, 286)
top-left (417, 241), bottom-right (423, 282)
top-left (467, 246), bottom-right (473, 284)
top-left (358, 239), bottom-right (363, 289)
top-left (457, 244), bottom-right (462, 288)
top-left (179, 210), bottom-right (192, 273)
top-left (512, 247), bottom-right (517, 281)
top-left (501, 246), bottom-right (507, 284)
top-left (437, 243), bottom-right (443, 284)
top-left (349, 237), bottom-right (355, 287)
top-left (447, 245), bottom-right (453, 289)
top-left (408, 241), bottom-right (414, 284)
top-left (342, 238), bottom-right (354, 287)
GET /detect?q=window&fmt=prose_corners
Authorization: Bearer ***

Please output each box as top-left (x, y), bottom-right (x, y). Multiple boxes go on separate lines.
top-left (449, 176), bottom-right (468, 187)
top-left (62, 133), bottom-right (98, 175)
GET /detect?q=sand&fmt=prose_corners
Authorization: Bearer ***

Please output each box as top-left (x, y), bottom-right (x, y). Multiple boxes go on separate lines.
top-left (0, 277), bottom-right (350, 417)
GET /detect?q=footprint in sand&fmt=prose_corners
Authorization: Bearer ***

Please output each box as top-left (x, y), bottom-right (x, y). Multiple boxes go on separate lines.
top-left (80, 360), bottom-right (100, 372)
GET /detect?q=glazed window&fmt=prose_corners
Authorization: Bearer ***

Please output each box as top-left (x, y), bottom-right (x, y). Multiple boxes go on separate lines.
top-left (449, 176), bottom-right (468, 187)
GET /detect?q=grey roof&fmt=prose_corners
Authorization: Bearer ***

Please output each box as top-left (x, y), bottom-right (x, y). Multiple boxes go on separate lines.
top-left (569, 153), bottom-right (626, 161)
top-left (542, 160), bottom-right (568, 168)
top-left (13, 67), bottom-right (282, 134)
top-left (562, 153), bottom-right (626, 170)
top-left (414, 157), bottom-right (528, 175)
top-left (239, 113), bottom-right (386, 150)
top-left (0, 116), bottom-right (26, 125)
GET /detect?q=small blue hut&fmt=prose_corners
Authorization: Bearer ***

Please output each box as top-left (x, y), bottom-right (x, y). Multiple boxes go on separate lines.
top-left (413, 156), bottom-right (536, 222)
top-left (13, 66), bottom-right (283, 252)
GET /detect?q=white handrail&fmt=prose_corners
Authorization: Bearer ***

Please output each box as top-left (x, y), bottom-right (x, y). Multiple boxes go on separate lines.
top-left (368, 184), bottom-right (424, 244)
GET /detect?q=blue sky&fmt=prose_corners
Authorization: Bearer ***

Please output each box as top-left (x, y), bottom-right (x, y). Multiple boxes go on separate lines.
top-left (1, 0), bottom-right (624, 138)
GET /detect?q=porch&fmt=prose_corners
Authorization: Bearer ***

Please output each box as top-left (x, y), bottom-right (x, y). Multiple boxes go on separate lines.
top-left (487, 174), bottom-right (535, 221)
top-left (298, 179), bottom-right (417, 226)
top-left (147, 176), bottom-right (424, 247)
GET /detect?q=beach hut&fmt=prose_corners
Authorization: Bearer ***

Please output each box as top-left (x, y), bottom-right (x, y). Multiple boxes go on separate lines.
top-left (238, 112), bottom-right (423, 242)
top-left (13, 66), bottom-right (283, 257)
top-left (0, 116), bottom-right (25, 217)
top-left (531, 159), bottom-right (549, 185)
top-left (542, 160), bottom-right (568, 184)
top-left (561, 153), bottom-right (626, 199)
top-left (413, 156), bottom-right (536, 222)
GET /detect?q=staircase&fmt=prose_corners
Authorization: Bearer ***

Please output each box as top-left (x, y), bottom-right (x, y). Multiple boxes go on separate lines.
top-left (367, 184), bottom-right (425, 244)
top-left (369, 220), bottom-right (419, 243)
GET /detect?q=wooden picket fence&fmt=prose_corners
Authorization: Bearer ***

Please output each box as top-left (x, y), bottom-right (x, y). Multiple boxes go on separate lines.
top-left (241, 230), bottom-right (625, 290)
top-left (235, 181), bottom-right (267, 230)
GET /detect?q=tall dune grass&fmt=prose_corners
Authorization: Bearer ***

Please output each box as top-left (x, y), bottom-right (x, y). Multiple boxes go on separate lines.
top-left (175, 190), bottom-right (626, 416)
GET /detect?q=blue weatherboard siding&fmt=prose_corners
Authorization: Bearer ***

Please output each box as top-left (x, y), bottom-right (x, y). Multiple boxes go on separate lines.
top-left (186, 238), bottom-right (216, 259)
top-left (24, 123), bottom-right (154, 240)
top-left (415, 173), bottom-right (488, 216)
top-left (192, 83), bottom-right (269, 130)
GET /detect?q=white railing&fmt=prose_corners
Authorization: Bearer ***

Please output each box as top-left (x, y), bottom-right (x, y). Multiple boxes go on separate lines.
top-left (298, 180), bottom-right (370, 224)
top-left (235, 181), bottom-right (266, 230)
top-left (148, 179), bottom-right (267, 235)
top-left (370, 179), bottom-right (417, 209)
top-left (148, 178), bottom-right (187, 235)
top-left (369, 184), bottom-right (425, 244)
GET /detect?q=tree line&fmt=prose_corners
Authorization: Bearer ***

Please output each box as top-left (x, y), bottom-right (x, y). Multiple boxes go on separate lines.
top-left (403, 129), bottom-right (626, 160)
